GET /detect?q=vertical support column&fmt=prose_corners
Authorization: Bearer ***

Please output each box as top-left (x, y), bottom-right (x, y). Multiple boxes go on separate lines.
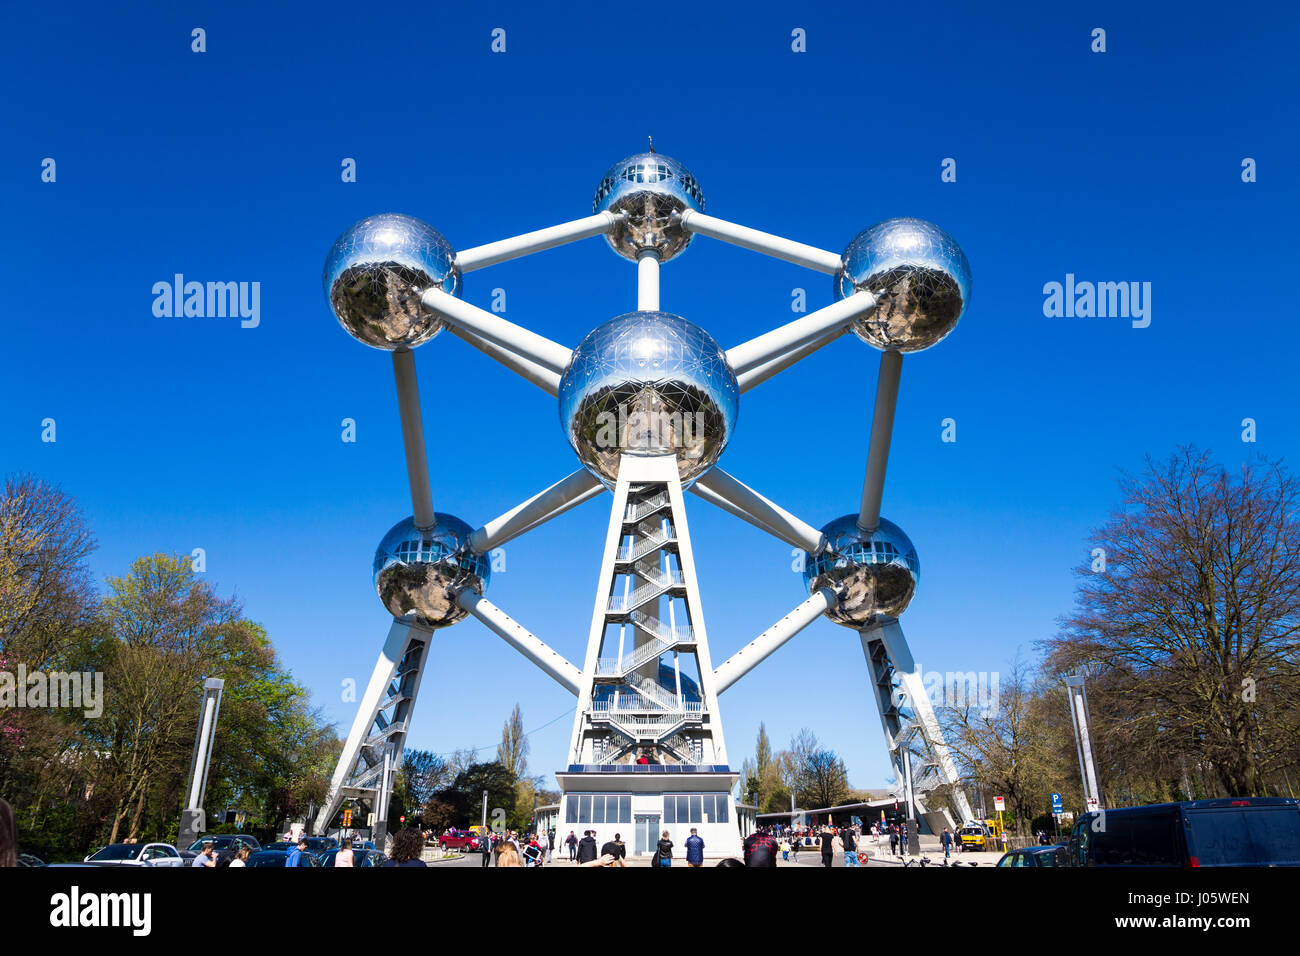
top-left (638, 251), bottom-right (660, 311)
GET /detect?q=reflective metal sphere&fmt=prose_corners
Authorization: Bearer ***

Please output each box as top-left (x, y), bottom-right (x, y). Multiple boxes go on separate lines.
top-left (324, 213), bottom-right (461, 350)
top-left (593, 152), bottom-right (704, 262)
top-left (803, 515), bottom-right (920, 627)
top-left (559, 311), bottom-right (737, 485)
top-left (834, 218), bottom-right (971, 353)
top-left (372, 514), bottom-right (489, 628)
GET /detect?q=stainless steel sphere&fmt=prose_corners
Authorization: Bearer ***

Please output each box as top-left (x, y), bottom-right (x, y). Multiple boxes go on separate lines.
top-left (372, 514), bottom-right (489, 628)
top-left (559, 311), bottom-right (737, 485)
top-left (593, 152), bottom-right (704, 262)
top-left (803, 515), bottom-right (920, 627)
top-left (324, 213), bottom-right (461, 350)
top-left (834, 218), bottom-right (971, 353)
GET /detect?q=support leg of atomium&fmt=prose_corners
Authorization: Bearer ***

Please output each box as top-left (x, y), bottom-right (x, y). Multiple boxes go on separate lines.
top-left (313, 620), bottom-right (433, 841)
top-left (860, 617), bottom-right (974, 829)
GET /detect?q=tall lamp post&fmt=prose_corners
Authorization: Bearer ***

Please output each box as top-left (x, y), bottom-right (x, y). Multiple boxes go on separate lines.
top-left (179, 677), bottom-right (224, 849)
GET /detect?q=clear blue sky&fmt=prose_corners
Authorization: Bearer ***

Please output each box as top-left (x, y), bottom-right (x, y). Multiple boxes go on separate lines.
top-left (3, 1), bottom-right (1296, 793)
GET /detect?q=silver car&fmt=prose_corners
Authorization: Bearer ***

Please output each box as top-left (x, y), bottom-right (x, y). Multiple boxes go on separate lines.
top-left (86, 842), bottom-right (185, 867)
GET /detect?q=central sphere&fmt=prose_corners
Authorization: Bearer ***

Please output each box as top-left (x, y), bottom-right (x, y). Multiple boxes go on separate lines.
top-left (834, 218), bottom-right (971, 353)
top-left (559, 311), bottom-right (737, 485)
top-left (323, 213), bottom-right (461, 351)
top-left (803, 515), bottom-right (920, 627)
top-left (593, 152), bottom-right (704, 262)
top-left (373, 514), bottom-right (490, 629)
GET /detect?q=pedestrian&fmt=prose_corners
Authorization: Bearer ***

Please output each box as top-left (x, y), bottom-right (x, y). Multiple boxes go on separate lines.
top-left (742, 828), bottom-right (779, 867)
top-left (600, 832), bottom-right (626, 860)
top-left (0, 798), bottom-right (16, 868)
top-left (901, 823), bottom-right (909, 855)
top-left (495, 842), bottom-right (525, 867)
top-left (381, 828), bottom-right (428, 867)
top-left (565, 830), bottom-right (578, 861)
top-left (228, 846), bottom-right (250, 868)
top-left (481, 830), bottom-right (494, 867)
top-left (576, 830), bottom-right (599, 864)
top-left (842, 826), bottom-right (858, 867)
top-left (192, 841), bottom-right (217, 868)
top-left (333, 836), bottom-right (354, 868)
top-left (652, 830), bottom-right (673, 868)
top-left (819, 827), bottom-right (835, 867)
top-left (685, 827), bottom-right (705, 867)
top-left (889, 828), bottom-right (899, 856)
top-left (791, 833), bottom-right (800, 861)
top-left (285, 836), bottom-right (309, 868)
top-left (941, 828), bottom-right (952, 859)
top-left (537, 829), bottom-right (550, 864)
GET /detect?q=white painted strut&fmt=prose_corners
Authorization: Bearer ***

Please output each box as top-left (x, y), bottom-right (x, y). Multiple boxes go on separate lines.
top-left (858, 350), bottom-right (902, 532)
top-left (422, 288), bottom-right (572, 375)
top-left (392, 349), bottom-right (435, 530)
top-left (638, 251), bottom-right (660, 310)
top-left (690, 468), bottom-right (825, 553)
top-left (726, 292), bottom-right (876, 376)
top-left (445, 324), bottom-right (561, 396)
top-left (469, 469), bottom-right (605, 554)
top-left (455, 212), bottom-right (621, 272)
top-left (456, 590), bottom-right (582, 695)
top-left (737, 322), bottom-right (850, 393)
top-left (713, 587), bottom-right (837, 693)
top-left (678, 210), bottom-right (843, 274)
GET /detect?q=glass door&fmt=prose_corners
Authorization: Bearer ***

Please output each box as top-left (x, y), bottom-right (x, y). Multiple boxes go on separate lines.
top-left (634, 814), bottom-right (660, 856)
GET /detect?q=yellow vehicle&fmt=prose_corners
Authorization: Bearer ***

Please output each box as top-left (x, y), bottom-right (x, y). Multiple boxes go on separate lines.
top-left (468, 825), bottom-right (492, 837)
top-left (958, 824), bottom-right (988, 849)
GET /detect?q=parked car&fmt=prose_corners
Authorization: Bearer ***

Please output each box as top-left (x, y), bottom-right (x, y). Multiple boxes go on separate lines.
top-left (180, 834), bottom-right (262, 866)
top-left (87, 842), bottom-right (185, 867)
top-left (244, 849), bottom-right (321, 868)
top-left (1069, 797), bottom-right (1300, 867)
top-left (997, 845), bottom-right (1070, 867)
top-left (438, 829), bottom-right (482, 852)
top-left (300, 837), bottom-right (338, 854)
top-left (316, 847), bottom-right (384, 868)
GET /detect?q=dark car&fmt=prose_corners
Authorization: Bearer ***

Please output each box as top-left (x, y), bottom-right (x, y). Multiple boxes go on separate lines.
top-left (1069, 797), bottom-right (1300, 867)
top-left (245, 849), bottom-right (321, 868)
top-left (181, 834), bottom-right (262, 866)
top-left (997, 845), bottom-right (1070, 867)
top-left (316, 848), bottom-right (384, 868)
top-left (300, 837), bottom-right (338, 854)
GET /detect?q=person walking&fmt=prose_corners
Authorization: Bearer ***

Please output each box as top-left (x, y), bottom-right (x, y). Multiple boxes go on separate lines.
top-left (941, 828), bottom-right (953, 860)
top-left (889, 827), bottom-right (899, 857)
top-left (565, 830), bottom-right (578, 862)
top-left (842, 826), bottom-right (858, 867)
top-left (576, 830), bottom-right (598, 864)
top-left (335, 837), bottom-right (355, 868)
top-left (901, 822), bottom-right (909, 856)
top-left (819, 827), bottom-right (835, 868)
top-left (229, 847), bottom-right (250, 868)
top-left (285, 836), bottom-right (308, 868)
top-left (685, 828), bottom-right (705, 867)
top-left (652, 830), bottom-right (673, 868)
top-left (536, 829), bottom-right (550, 864)
top-left (600, 832), bottom-right (626, 860)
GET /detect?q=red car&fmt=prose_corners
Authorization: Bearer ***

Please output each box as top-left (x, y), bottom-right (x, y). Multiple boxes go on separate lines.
top-left (438, 829), bottom-right (483, 852)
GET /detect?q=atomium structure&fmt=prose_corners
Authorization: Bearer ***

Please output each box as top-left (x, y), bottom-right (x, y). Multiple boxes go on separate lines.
top-left (313, 147), bottom-right (975, 849)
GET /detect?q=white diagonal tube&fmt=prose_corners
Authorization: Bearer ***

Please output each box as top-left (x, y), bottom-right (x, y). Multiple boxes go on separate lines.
top-left (455, 212), bottom-right (620, 272)
top-left (422, 288), bottom-right (572, 375)
top-left (858, 349), bottom-right (903, 532)
top-left (713, 588), bottom-right (837, 693)
top-left (726, 292), bottom-right (876, 376)
top-left (690, 468), bottom-right (825, 553)
top-left (469, 469), bottom-right (605, 554)
top-left (445, 324), bottom-right (561, 396)
top-left (456, 590), bottom-right (582, 695)
top-left (678, 210), bottom-right (843, 274)
top-left (737, 322), bottom-right (850, 392)
top-left (393, 349), bottom-right (436, 530)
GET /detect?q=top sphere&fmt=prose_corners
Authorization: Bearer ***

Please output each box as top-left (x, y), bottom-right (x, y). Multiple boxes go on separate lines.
top-left (593, 152), bottom-right (704, 262)
top-left (323, 213), bottom-right (461, 351)
top-left (559, 311), bottom-right (737, 485)
top-left (834, 218), bottom-right (971, 353)
top-left (802, 515), bottom-right (920, 627)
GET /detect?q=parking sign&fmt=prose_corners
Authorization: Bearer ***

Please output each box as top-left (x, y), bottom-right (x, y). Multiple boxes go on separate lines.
top-left (1051, 793), bottom-right (1063, 814)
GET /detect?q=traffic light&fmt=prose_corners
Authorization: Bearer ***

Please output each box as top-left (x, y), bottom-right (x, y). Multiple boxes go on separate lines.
top-left (342, 808), bottom-right (353, 827)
